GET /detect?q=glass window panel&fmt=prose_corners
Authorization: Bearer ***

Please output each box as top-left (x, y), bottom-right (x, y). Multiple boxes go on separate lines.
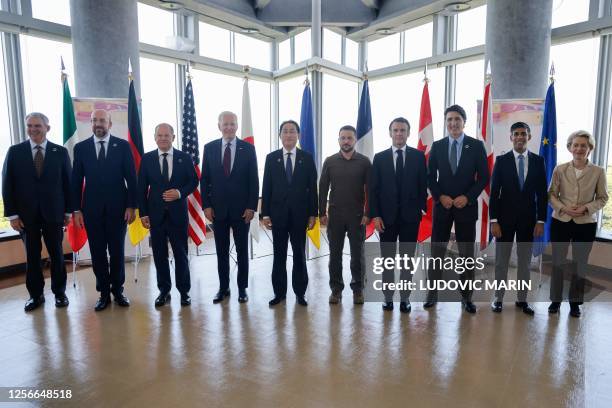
top-left (456, 5), bottom-right (487, 50)
top-left (294, 29), bottom-right (312, 63)
top-left (199, 21), bottom-right (231, 61)
top-left (138, 3), bottom-right (174, 48)
top-left (367, 34), bottom-right (400, 70)
top-left (552, 0), bottom-right (590, 29)
top-left (279, 38), bottom-right (291, 69)
top-left (0, 45), bottom-right (11, 229)
top-left (20, 35), bottom-right (75, 146)
top-left (454, 59), bottom-right (485, 137)
top-left (31, 0), bottom-right (70, 26)
top-left (323, 29), bottom-right (342, 65)
top-left (603, 123), bottom-right (612, 235)
top-left (235, 33), bottom-right (270, 71)
top-left (278, 75), bottom-right (306, 129)
top-left (404, 22), bottom-right (433, 61)
top-left (345, 38), bottom-right (359, 70)
top-left (322, 74), bottom-right (358, 161)
top-left (140, 58), bottom-right (177, 153)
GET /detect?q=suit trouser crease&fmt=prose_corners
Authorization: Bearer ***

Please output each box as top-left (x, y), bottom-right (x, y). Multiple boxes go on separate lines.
top-left (494, 221), bottom-right (534, 302)
top-left (151, 214), bottom-right (191, 294)
top-left (212, 218), bottom-right (250, 291)
top-left (271, 213), bottom-right (308, 297)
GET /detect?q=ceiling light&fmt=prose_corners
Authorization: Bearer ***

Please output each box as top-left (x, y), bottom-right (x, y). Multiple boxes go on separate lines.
top-left (158, 0), bottom-right (184, 11)
top-left (375, 28), bottom-right (394, 35)
top-left (241, 28), bottom-right (260, 34)
top-left (443, 2), bottom-right (471, 13)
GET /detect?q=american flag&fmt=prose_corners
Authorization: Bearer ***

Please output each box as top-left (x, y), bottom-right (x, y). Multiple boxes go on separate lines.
top-left (181, 79), bottom-right (206, 245)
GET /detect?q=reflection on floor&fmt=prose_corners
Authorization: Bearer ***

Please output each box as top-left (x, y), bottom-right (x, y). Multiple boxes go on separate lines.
top-left (0, 247), bottom-right (611, 408)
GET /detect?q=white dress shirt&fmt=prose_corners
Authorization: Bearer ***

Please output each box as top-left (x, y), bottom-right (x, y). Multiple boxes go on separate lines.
top-left (93, 133), bottom-right (111, 157)
top-left (282, 146), bottom-right (297, 172)
top-left (30, 138), bottom-right (48, 159)
top-left (513, 149), bottom-right (529, 179)
top-left (158, 147), bottom-right (174, 179)
top-left (391, 145), bottom-right (407, 171)
top-left (221, 137), bottom-right (237, 171)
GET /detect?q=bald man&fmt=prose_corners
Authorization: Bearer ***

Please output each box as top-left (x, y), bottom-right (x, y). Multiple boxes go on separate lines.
top-left (72, 109), bottom-right (137, 311)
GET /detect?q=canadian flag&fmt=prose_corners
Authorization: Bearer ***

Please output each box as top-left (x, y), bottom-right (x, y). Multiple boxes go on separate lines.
top-left (477, 79), bottom-right (494, 250)
top-left (417, 81), bottom-right (434, 242)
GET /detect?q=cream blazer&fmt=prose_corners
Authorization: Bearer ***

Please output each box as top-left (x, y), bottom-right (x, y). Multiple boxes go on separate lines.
top-left (548, 161), bottom-right (609, 224)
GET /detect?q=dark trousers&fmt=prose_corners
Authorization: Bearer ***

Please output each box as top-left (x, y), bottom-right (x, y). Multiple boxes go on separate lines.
top-left (379, 219), bottom-right (419, 302)
top-left (271, 212), bottom-right (308, 297)
top-left (494, 221), bottom-right (535, 302)
top-left (327, 212), bottom-right (365, 293)
top-left (212, 217), bottom-right (250, 292)
top-left (550, 218), bottom-right (596, 303)
top-left (150, 212), bottom-right (190, 295)
top-left (429, 212), bottom-right (476, 301)
top-left (21, 214), bottom-right (66, 298)
top-left (84, 211), bottom-right (126, 297)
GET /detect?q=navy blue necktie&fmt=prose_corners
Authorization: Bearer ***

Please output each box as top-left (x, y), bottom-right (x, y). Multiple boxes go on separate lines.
top-left (396, 149), bottom-right (404, 190)
top-left (450, 140), bottom-right (458, 174)
top-left (285, 152), bottom-right (293, 184)
top-left (518, 154), bottom-right (525, 190)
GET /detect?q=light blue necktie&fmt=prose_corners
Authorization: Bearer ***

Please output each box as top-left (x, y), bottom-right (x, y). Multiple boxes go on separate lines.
top-left (518, 154), bottom-right (525, 190)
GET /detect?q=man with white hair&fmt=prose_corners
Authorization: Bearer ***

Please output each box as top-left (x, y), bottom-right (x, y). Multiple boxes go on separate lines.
top-left (202, 111), bottom-right (259, 304)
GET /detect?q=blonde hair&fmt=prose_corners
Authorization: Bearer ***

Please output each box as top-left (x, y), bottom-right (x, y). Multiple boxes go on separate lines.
top-left (566, 130), bottom-right (595, 151)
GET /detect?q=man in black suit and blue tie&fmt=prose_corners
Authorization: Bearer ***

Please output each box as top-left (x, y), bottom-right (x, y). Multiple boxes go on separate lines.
top-left (2, 113), bottom-right (72, 311)
top-left (202, 111), bottom-right (259, 304)
top-left (138, 123), bottom-right (198, 307)
top-left (369, 118), bottom-right (427, 313)
top-left (490, 122), bottom-right (547, 315)
top-left (262, 120), bottom-right (318, 307)
top-left (72, 109), bottom-right (137, 311)
top-left (426, 105), bottom-right (490, 313)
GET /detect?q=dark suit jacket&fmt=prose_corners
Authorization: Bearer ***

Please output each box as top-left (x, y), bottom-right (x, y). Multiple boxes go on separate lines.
top-left (368, 146), bottom-right (427, 225)
top-left (71, 135), bottom-right (137, 218)
top-left (261, 148), bottom-right (318, 227)
top-left (489, 150), bottom-right (547, 227)
top-left (428, 135), bottom-right (490, 222)
top-left (2, 140), bottom-right (72, 225)
top-left (137, 149), bottom-right (198, 228)
top-left (201, 138), bottom-right (259, 222)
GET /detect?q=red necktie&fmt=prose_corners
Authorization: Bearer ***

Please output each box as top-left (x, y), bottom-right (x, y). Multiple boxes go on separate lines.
top-left (223, 143), bottom-right (231, 177)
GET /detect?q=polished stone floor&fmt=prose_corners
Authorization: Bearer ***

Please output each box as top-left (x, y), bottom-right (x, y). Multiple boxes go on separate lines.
top-left (1, 240), bottom-right (611, 408)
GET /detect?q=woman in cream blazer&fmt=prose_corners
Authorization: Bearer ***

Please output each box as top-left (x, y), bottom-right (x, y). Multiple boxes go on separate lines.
top-left (548, 130), bottom-right (608, 317)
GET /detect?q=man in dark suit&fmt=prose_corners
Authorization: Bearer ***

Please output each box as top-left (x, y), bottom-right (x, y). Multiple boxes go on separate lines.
top-left (72, 109), bottom-right (137, 311)
top-left (202, 111), bottom-right (259, 304)
top-left (369, 118), bottom-right (427, 313)
top-left (426, 105), bottom-right (489, 313)
top-left (490, 122), bottom-right (547, 315)
top-left (138, 123), bottom-right (198, 307)
top-left (2, 113), bottom-right (72, 311)
top-left (262, 120), bottom-right (318, 306)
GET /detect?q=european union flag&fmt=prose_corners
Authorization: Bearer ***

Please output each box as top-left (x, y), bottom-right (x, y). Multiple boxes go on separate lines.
top-left (299, 82), bottom-right (316, 165)
top-left (533, 82), bottom-right (557, 257)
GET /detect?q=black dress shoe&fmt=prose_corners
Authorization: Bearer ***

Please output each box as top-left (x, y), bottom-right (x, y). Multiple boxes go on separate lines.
top-left (94, 296), bottom-right (111, 311)
top-left (423, 300), bottom-right (437, 309)
top-left (213, 289), bottom-right (230, 303)
top-left (382, 301), bottom-right (394, 311)
top-left (569, 303), bottom-right (581, 318)
top-left (180, 293), bottom-right (191, 306)
top-left (548, 302), bottom-right (561, 314)
top-left (268, 296), bottom-right (286, 306)
top-left (400, 301), bottom-right (411, 313)
top-left (155, 292), bottom-right (171, 307)
top-left (296, 296), bottom-right (308, 306)
top-left (24, 295), bottom-right (45, 312)
top-left (463, 301), bottom-right (477, 314)
top-left (238, 290), bottom-right (248, 303)
top-left (55, 294), bottom-right (69, 308)
top-left (516, 301), bottom-right (535, 316)
top-left (491, 301), bottom-right (503, 313)
top-left (114, 294), bottom-right (130, 307)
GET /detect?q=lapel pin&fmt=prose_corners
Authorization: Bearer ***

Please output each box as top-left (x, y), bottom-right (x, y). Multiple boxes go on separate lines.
top-left (277, 158), bottom-right (281, 162)
top-left (52, 147), bottom-right (57, 152)
top-left (299, 160), bottom-right (303, 164)
top-left (178, 158), bottom-right (182, 163)
top-left (113, 143), bottom-right (117, 147)
top-left (465, 144), bottom-right (470, 149)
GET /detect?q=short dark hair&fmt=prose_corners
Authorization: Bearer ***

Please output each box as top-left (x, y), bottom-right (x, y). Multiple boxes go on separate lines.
top-left (510, 121), bottom-right (531, 133)
top-left (444, 105), bottom-right (466, 121)
top-left (279, 120), bottom-right (300, 135)
top-left (388, 117), bottom-right (410, 132)
top-left (338, 125), bottom-right (357, 136)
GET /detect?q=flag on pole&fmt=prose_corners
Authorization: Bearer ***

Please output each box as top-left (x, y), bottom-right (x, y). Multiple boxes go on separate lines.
top-left (62, 63), bottom-right (87, 252)
top-left (417, 79), bottom-right (434, 242)
top-left (241, 76), bottom-right (260, 242)
top-left (299, 79), bottom-right (320, 249)
top-left (477, 73), bottom-right (494, 251)
top-left (126, 75), bottom-right (149, 245)
top-left (356, 78), bottom-right (375, 238)
top-left (533, 81), bottom-right (557, 257)
top-left (181, 78), bottom-right (206, 245)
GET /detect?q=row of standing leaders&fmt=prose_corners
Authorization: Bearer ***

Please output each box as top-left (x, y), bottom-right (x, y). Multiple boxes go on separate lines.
top-left (1, 104), bottom-right (608, 318)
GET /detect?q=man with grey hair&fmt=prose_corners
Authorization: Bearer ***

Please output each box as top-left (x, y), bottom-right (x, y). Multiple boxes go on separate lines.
top-left (2, 112), bottom-right (72, 311)
top-left (202, 111), bottom-right (259, 304)
top-left (72, 109), bottom-right (138, 311)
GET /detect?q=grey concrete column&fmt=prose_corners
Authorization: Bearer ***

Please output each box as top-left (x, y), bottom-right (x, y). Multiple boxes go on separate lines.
top-left (485, 0), bottom-right (553, 99)
top-left (311, 0), bottom-right (323, 169)
top-left (70, 0), bottom-right (141, 98)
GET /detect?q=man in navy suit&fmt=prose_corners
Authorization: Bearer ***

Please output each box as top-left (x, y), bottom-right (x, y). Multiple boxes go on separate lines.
top-left (2, 113), bottom-right (72, 311)
top-left (138, 123), bottom-right (198, 307)
top-left (369, 118), bottom-right (427, 313)
top-left (262, 120), bottom-right (318, 307)
top-left (490, 122), bottom-right (547, 315)
top-left (426, 105), bottom-right (490, 313)
top-left (72, 109), bottom-right (137, 311)
top-left (202, 111), bottom-right (259, 304)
